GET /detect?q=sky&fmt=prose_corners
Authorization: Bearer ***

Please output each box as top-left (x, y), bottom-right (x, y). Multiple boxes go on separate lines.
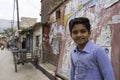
top-left (0, 0), bottom-right (41, 22)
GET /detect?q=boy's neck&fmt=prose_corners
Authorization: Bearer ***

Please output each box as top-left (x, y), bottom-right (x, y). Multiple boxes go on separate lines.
top-left (77, 40), bottom-right (89, 51)
top-left (77, 45), bottom-right (84, 51)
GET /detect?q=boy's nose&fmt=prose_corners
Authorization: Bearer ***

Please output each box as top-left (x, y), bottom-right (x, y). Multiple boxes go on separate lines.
top-left (77, 32), bottom-right (82, 37)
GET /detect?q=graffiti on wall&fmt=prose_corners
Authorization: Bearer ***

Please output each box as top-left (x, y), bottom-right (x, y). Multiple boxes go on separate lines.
top-left (58, 35), bottom-right (75, 78)
top-left (57, 0), bottom-right (120, 79)
top-left (96, 25), bottom-right (111, 60)
top-left (49, 22), bottom-right (59, 54)
top-left (57, 25), bottom-right (65, 40)
top-left (103, 0), bottom-right (119, 8)
top-left (50, 12), bottom-right (56, 23)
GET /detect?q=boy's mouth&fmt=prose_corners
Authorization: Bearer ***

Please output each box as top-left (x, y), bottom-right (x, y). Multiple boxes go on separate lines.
top-left (76, 37), bottom-right (85, 42)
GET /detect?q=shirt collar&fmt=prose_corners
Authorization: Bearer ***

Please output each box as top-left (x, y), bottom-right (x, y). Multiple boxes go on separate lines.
top-left (74, 40), bottom-right (94, 54)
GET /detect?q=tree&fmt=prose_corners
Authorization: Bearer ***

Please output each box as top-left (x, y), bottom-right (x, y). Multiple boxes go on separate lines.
top-left (3, 27), bottom-right (16, 37)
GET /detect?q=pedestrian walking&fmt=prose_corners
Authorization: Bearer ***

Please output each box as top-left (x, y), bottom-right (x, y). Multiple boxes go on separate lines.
top-left (69, 17), bottom-right (115, 80)
top-left (0, 43), bottom-right (4, 50)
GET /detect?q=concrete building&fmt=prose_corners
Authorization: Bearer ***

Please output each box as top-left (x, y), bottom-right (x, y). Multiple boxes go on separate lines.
top-left (16, 17), bottom-right (37, 50)
top-left (32, 22), bottom-right (43, 63)
top-left (41, 0), bottom-right (65, 66)
top-left (56, 0), bottom-right (120, 80)
top-left (41, 0), bottom-right (120, 80)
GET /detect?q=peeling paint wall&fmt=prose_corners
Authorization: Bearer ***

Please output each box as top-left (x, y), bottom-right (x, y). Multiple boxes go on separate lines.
top-left (57, 0), bottom-right (120, 79)
top-left (45, 4), bottom-right (65, 65)
top-left (33, 26), bottom-right (42, 51)
top-left (49, 22), bottom-right (59, 54)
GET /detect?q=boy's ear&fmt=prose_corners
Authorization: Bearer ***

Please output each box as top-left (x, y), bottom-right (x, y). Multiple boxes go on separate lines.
top-left (89, 31), bottom-right (91, 34)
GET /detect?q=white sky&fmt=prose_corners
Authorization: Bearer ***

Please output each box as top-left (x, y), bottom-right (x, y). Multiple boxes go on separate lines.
top-left (0, 0), bottom-right (41, 21)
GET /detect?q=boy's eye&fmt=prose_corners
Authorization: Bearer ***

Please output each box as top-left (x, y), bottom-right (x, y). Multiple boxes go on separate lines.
top-left (80, 30), bottom-right (87, 33)
top-left (72, 30), bottom-right (87, 34)
top-left (72, 30), bottom-right (78, 34)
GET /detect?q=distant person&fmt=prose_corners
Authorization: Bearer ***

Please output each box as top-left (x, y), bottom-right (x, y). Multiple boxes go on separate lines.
top-left (69, 17), bottom-right (115, 80)
top-left (6, 41), bottom-right (10, 50)
top-left (0, 43), bottom-right (4, 50)
top-left (22, 38), bottom-right (26, 49)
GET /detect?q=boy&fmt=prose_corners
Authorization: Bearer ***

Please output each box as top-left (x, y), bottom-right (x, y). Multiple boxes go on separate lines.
top-left (69, 17), bottom-right (114, 80)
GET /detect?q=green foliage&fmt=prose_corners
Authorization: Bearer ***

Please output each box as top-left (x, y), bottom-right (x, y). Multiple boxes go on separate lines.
top-left (3, 27), bottom-right (16, 36)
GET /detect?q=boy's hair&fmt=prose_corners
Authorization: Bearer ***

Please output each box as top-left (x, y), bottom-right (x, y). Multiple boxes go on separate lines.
top-left (69, 17), bottom-right (91, 33)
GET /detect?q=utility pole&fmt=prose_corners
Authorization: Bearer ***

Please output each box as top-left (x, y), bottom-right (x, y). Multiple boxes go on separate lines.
top-left (11, 20), bottom-right (14, 35)
top-left (12, 0), bottom-right (15, 34)
top-left (15, 0), bottom-right (21, 49)
top-left (16, 0), bottom-right (20, 30)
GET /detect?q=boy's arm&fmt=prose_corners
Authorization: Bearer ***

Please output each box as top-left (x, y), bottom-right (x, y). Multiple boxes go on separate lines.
top-left (96, 47), bottom-right (115, 80)
top-left (70, 53), bottom-right (75, 80)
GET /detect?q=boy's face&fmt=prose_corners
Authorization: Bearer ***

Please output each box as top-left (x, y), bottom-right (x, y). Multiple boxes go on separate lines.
top-left (71, 24), bottom-right (90, 47)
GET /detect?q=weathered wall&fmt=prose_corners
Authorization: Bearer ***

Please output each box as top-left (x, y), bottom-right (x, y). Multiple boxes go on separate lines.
top-left (41, 0), bottom-right (61, 23)
top-left (43, 26), bottom-right (50, 62)
top-left (110, 24), bottom-right (120, 80)
top-left (57, 0), bottom-right (120, 79)
top-left (42, 0), bottom-right (65, 65)
top-left (20, 17), bottom-right (37, 29)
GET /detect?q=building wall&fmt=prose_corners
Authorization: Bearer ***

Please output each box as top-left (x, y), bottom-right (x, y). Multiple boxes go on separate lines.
top-left (41, 0), bottom-right (63, 23)
top-left (56, 0), bottom-right (120, 79)
top-left (33, 27), bottom-right (40, 51)
top-left (110, 24), bottom-right (120, 80)
top-left (20, 17), bottom-right (37, 29)
top-left (48, 3), bottom-right (66, 65)
top-left (33, 23), bottom-right (43, 62)
top-left (43, 26), bottom-right (50, 62)
top-left (41, 0), bottom-right (65, 65)
top-left (42, 0), bottom-right (120, 79)
top-left (41, 0), bottom-right (52, 23)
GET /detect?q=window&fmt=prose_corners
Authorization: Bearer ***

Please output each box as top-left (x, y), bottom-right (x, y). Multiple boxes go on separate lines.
top-left (36, 36), bottom-right (39, 47)
top-left (56, 9), bottom-right (60, 19)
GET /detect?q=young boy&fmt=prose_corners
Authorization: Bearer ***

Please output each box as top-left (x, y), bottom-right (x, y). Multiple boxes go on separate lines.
top-left (69, 17), bottom-right (115, 80)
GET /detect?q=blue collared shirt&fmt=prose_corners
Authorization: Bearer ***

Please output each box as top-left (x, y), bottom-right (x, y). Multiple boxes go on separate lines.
top-left (70, 40), bottom-right (114, 80)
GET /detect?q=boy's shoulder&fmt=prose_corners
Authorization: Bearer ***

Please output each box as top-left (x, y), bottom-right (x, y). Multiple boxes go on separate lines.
top-left (89, 40), bottom-right (101, 48)
top-left (71, 46), bottom-right (77, 52)
top-left (85, 40), bottom-right (103, 53)
top-left (91, 42), bottom-right (105, 53)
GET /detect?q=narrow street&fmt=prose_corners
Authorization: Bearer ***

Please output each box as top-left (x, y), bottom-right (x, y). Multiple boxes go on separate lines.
top-left (0, 48), bottom-right (50, 80)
